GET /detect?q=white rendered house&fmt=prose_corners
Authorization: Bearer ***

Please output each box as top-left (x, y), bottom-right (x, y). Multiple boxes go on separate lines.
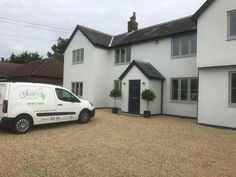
top-left (64, 0), bottom-right (236, 128)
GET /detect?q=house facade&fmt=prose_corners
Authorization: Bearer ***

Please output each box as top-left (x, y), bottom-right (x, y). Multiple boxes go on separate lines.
top-left (64, 0), bottom-right (236, 128)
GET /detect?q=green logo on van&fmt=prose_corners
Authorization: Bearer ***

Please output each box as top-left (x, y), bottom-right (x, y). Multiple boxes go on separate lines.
top-left (20, 88), bottom-right (46, 100)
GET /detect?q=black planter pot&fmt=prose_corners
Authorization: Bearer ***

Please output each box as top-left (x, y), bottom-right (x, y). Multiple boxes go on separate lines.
top-left (112, 107), bottom-right (119, 114)
top-left (143, 110), bottom-right (151, 118)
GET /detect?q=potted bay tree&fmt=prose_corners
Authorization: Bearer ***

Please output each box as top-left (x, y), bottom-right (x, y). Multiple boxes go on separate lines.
top-left (109, 88), bottom-right (121, 113)
top-left (141, 89), bottom-right (156, 118)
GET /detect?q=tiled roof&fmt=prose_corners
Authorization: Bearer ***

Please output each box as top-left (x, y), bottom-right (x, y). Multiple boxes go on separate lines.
top-left (64, 16), bottom-right (196, 51)
top-left (119, 60), bottom-right (165, 81)
top-left (111, 16), bottom-right (196, 47)
top-left (0, 63), bottom-right (23, 78)
top-left (12, 58), bottom-right (63, 78)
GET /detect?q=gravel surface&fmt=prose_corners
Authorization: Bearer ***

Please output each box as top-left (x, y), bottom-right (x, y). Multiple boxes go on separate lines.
top-left (0, 109), bottom-right (236, 177)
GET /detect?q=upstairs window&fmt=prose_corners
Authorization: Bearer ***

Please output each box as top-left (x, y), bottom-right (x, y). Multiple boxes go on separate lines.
top-left (171, 33), bottom-right (197, 58)
top-left (72, 82), bottom-right (83, 97)
top-left (72, 48), bottom-right (84, 64)
top-left (230, 72), bottom-right (236, 105)
top-left (115, 47), bottom-right (131, 64)
top-left (228, 10), bottom-right (236, 39)
top-left (171, 78), bottom-right (198, 103)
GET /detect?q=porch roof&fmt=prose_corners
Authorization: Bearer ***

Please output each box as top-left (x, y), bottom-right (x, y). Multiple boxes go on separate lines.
top-left (119, 60), bottom-right (165, 81)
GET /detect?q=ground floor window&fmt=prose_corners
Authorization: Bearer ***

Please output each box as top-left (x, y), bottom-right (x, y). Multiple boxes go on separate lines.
top-left (230, 72), bottom-right (236, 104)
top-left (72, 82), bottom-right (83, 97)
top-left (114, 80), bottom-right (121, 91)
top-left (171, 78), bottom-right (198, 103)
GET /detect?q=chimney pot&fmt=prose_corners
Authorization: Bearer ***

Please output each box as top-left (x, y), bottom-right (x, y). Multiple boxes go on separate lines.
top-left (128, 12), bottom-right (138, 33)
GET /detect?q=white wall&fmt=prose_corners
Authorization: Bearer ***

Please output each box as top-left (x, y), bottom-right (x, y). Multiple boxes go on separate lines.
top-left (149, 80), bottom-right (162, 115)
top-left (93, 48), bottom-right (111, 107)
top-left (130, 39), bottom-right (198, 117)
top-left (198, 67), bottom-right (236, 128)
top-left (63, 30), bottom-right (96, 104)
top-left (197, 0), bottom-right (236, 67)
top-left (64, 30), bottom-right (198, 117)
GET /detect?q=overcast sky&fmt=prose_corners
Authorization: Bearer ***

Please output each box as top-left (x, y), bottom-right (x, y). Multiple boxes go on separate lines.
top-left (0, 0), bottom-right (206, 58)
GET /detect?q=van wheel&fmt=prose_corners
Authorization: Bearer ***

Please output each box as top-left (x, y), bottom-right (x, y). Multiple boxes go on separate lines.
top-left (12, 116), bottom-right (32, 134)
top-left (78, 110), bottom-right (90, 124)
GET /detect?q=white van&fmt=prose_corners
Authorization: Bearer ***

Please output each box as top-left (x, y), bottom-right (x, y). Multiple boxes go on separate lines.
top-left (0, 82), bottom-right (95, 134)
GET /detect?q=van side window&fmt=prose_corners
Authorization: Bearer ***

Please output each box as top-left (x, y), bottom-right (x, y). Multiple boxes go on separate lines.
top-left (55, 88), bottom-right (79, 102)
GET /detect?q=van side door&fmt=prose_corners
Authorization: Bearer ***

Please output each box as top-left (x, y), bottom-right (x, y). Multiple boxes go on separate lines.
top-left (54, 88), bottom-right (80, 122)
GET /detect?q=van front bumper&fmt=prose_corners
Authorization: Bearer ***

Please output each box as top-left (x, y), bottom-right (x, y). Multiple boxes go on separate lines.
top-left (89, 109), bottom-right (95, 118)
top-left (0, 117), bottom-right (14, 127)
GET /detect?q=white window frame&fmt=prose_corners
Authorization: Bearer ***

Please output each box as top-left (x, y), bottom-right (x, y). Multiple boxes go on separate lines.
top-left (171, 33), bottom-right (197, 59)
top-left (229, 72), bottom-right (236, 106)
top-left (72, 48), bottom-right (84, 64)
top-left (114, 46), bottom-right (131, 65)
top-left (170, 77), bottom-right (198, 104)
top-left (227, 10), bottom-right (236, 40)
top-left (71, 82), bottom-right (83, 97)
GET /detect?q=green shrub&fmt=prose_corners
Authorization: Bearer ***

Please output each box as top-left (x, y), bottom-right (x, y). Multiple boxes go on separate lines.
top-left (141, 89), bottom-right (156, 110)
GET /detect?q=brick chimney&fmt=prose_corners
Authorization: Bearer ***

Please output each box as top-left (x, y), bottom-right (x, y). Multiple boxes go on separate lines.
top-left (128, 12), bottom-right (138, 33)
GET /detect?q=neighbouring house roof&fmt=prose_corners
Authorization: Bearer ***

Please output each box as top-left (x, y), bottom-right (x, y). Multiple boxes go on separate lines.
top-left (119, 60), bottom-right (165, 81)
top-left (193, 0), bottom-right (215, 20)
top-left (0, 63), bottom-right (23, 79)
top-left (64, 16), bottom-right (196, 51)
top-left (12, 58), bottom-right (63, 79)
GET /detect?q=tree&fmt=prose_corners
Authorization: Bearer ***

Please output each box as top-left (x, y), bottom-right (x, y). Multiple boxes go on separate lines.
top-left (109, 88), bottom-right (121, 108)
top-left (47, 37), bottom-right (68, 61)
top-left (9, 51), bottom-right (42, 64)
top-left (141, 89), bottom-right (156, 111)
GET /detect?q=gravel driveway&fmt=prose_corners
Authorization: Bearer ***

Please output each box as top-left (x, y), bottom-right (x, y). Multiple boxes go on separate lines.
top-left (0, 109), bottom-right (236, 177)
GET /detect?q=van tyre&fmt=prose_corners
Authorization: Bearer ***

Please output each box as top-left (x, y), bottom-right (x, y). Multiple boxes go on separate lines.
top-left (78, 110), bottom-right (90, 124)
top-left (12, 116), bottom-right (32, 134)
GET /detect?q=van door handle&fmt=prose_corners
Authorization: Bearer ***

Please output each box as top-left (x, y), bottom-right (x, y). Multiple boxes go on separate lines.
top-left (57, 104), bottom-right (63, 106)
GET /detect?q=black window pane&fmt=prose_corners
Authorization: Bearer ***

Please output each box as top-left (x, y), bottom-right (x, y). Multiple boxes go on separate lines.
top-left (191, 79), bottom-right (198, 101)
top-left (126, 47), bottom-right (131, 62)
top-left (181, 79), bottom-right (187, 89)
top-left (230, 24), bottom-right (236, 36)
top-left (172, 90), bottom-right (178, 100)
top-left (172, 79), bottom-right (178, 90)
top-left (115, 49), bottom-right (119, 63)
top-left (121, 48), bottom-right (125, 63)
top-left (231, 89), bottom-right (236, 103)
top-left (230, 12), bottom-right (236, 36)
top-left (80, 83), bottom-right (83, 96)
top-left (232, 74), bottom-right (236, 88)
top-left (181, 37), bottom-right (189, 55)
top-left (191, 34), bottom-right (197, 54)
top-left (81, 49), bottom-right (84, 61)
top-left (172, 38), bottom-right (179, 56)
top-left (181, 79), bottom-right (188, 101)
top-left (191, 79), bottom-right (198, 90)
top-left (181, 90), bottom-right (188, 100)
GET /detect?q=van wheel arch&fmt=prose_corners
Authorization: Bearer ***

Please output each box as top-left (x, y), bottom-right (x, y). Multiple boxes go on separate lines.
top-left (15, 114), bottom-right (34, 126)
top-left (78, 109), bottom-right (90, 124)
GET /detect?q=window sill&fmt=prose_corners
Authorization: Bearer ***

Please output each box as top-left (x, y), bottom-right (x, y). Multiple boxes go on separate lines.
top-left (170, 100), bottom-right (198, 105)
top-left (72, 62), bottom-right (84, 65)
top-left (114, 62), bottom-right (131, 66)
top-left (228, 103), bottom-right (236, 108)
top-left (171, 54), bottom-right (196, 59)
top-left (226, 36), bottom-right (236, 41)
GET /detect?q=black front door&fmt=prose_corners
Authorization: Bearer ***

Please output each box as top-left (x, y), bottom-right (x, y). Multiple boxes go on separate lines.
top-left (129, 80), bottom-right (140, 114)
